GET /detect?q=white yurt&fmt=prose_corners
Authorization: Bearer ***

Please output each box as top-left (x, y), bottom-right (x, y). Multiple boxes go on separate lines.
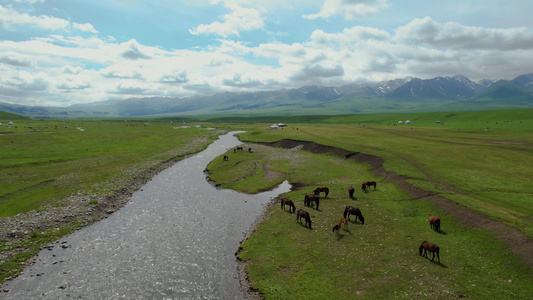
top-left (398, 121), bottom-right (403, 124)
top-left (405, 120), bottom-right (411, 124)
top-left (270, 124), bottom-right (279, 130)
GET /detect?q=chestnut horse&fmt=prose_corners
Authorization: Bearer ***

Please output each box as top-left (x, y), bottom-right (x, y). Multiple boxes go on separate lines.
top-left (340, 217), bottom-right (348, 229)
top-left (281, 198), bottom-right (296, 213)
top-left (304, 193), bottom-right (320, 210)
top-left (419, 241), bottom-right (440, 263)
top-left (313, 186), bottom-right (329, 198)
top-left (348, 186), bottom-right (355, 199)
top-left (297, 209), bottom-right (312, 229)
top-left (428, 214), bottom-right (441, 232)
top-left (332, 222), bottom-right (342, 236)
top-left (343, 206), bottom-right (365, 224)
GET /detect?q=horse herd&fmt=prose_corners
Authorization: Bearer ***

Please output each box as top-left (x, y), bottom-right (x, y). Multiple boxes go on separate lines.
top-left (280, 182), bottom-right (442, 264)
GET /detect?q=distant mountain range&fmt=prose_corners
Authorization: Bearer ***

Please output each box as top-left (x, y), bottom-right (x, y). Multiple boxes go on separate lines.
top-left (1, 74), bottom-right (533, 119)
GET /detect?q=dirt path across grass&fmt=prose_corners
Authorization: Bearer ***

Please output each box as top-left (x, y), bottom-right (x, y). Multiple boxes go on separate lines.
top-left (255, 139), bottom-right (533, 268)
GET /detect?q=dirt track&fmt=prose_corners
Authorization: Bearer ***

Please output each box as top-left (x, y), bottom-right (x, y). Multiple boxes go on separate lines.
top-left (256, 139), bottom-right (533, 268)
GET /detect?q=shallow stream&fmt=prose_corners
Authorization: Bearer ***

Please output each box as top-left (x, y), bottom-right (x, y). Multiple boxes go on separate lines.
top-left (1, 131), bottom-right (291, 299)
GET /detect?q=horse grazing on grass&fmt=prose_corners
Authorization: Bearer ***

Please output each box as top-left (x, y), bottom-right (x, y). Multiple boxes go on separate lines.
top-left (297, 209), bottom-right (312, 229)
top-left (428, 214), bottom-right (441, 232)
top-left (235, 146), bottom-right (243, 152)
top-left (348, 186), bottom-right (355, 199)
top-left (419, 241), bottom-right (440, 263)
top-left (340, 217), bottom-right (348, 229)
top-left (304, 193), bottom-right (320, 210)
top-left (365, 181), bottom-right (377, 190)
top-left (343, 206), bottom-right (365, 224)
top-left (361, 182), bottom-right (368, 193)
top-left (313, 186), bottom-right (329, 198)
top-left (223, 155), bottom-right (229, 161)
top-left (332, 222), bottom-right (342, 236)
top-left (281, 198), bottom-right (296, 213)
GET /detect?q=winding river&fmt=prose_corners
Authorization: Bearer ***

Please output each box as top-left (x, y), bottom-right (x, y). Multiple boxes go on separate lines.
top-left (1, 131), bottom-right (291, 299)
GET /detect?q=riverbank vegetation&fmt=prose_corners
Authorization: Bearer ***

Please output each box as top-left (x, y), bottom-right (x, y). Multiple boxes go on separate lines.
top-left (0, 119), bottom-right (222, 282)
top-left (206, 109), bottom-right (533, 298)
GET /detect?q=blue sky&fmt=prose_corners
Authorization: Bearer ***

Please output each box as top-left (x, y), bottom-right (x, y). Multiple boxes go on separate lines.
top-left (1, 0), bottom-right (533, 107)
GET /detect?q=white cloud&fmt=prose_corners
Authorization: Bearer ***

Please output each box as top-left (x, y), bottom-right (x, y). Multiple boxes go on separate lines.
top-left (394, 17), bottom-right (533, 51)
top-left (0, 52), bottom-right (35, 67)
top-left (189, 4), bottom-right (264, 37)
top-left (0, 5), bottom-right (98, 33)
top-left (303, 0), bottom-right (390, 20)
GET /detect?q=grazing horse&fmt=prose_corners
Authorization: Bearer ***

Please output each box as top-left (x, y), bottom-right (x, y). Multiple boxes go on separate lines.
top-left (297, 209), bottom-right (312, 229)
top-left (235, 146), bottom-right (243, 152)
top-left (361, 182), bottom-right (367, 193)
top-left (281, 198), bottom-right (296, 213)
top-left (340, 217), bottom-right (348, 229)
top-left (365, 181), bottom-right (377, 190)
top-left (304, 193), bottom-right (320, 210)
top-left (348, 186), bottom-right (355, 199)
top-left (343, 206), bottom-right (365, 224)
top-left (223, 155), bottom-right (229, 161)
top-left (332, 222), bottom-right (342, 236)
top-left (428, 214), bottom-right (441, 232)
top-left (419, 241), bottom-right (440, 263)
top-left (313, 186), bottom-right (329, 198)
top-left (248, 147), bottom-right (253, 153)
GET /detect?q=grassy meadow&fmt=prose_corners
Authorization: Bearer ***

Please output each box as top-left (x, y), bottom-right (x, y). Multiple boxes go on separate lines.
top-left (0, 119), bottom-right (221, 282)
top-left (1, 109), bottom-right (532, 298)
top-left (206, 109), bottom-right (533, 299)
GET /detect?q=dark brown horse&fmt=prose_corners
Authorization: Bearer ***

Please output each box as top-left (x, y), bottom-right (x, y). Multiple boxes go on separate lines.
top-left (223, 155), bottom-right (229, 161)
top-left (235, 146), bottom-right (243, 152)
top-left (428, 214), bottom-right (441, 232)
top-left (281, 198), bottom-right (296, 213)
top-left (332, 222), bottom-right (341, 236)
top-left (304, 193), bottom-right (320, 210)
top-left (313, 186), bottom-right (329, 198)
top-left (361, 182), bottom-right (367, 192)
top-left (419, 241), bottom-right (440, 263)
top-left (343, 206), bottom-right (365, 224)
top-left (348, 186), bottom-right (355, 199)
top-left (365, 181), bottom-right (377, 190)
top-left (248, 147), bottom-right (253, 153)
top-left (297, 209), bottom-right (312, 229)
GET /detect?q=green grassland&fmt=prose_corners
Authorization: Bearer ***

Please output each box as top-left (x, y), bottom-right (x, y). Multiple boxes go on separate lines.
top-left (0, 119), bottom-right (222, 282)
top-left (206, 109), bottom-right (533, 298)
top-left (0, 119), bottom-right (221, 217)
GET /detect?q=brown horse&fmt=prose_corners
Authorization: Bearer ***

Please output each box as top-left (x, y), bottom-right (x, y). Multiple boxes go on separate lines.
top-left (340, 217), bottom-right (348, 229)
top-left (297, 209), bottom-right (312, 229)
top-left (304, 193), bottom-right (320, 210)
top-left (343, 206), bottom-right (365, 224)
top-left (348, 186), bottom-right (355, 199)
top-left (365, 181), bottom-right (377, 190)
top-left (235, 146), bottom-right (243, 152)
top-left (223, 155), bottom-right (229, 161)
top-left (428, 214), bottom-right (441, 232)
top-left (281, 198), bottom-right (296, 213)
top-left (332, 222), bottom-right (342, 236)
top-left (361, 182), bottom-right (367, 192)
top-left (313, 186), bottom-right (329, 198)
top-left (248, 147), bottom-right (253, 153)
top-left (419, 241), bottom-right (440, 263)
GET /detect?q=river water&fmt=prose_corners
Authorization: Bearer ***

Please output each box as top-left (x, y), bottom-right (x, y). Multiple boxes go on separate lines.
top-left (1, 131), bottom-right (291, 300)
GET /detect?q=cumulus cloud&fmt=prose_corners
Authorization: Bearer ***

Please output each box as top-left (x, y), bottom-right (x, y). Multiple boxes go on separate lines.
top-left (0, 53), bottom-right (34, 67)
top-left (120, 39), bottom-right (151, 60)
top-left (0, 71), bottom-right (49, 97)
top-left (0, 5), bottom-right (98, 33)
top-left (189, 4), bottom-right (264, 37)
top-left (111, 83), bottom-right (148, 95)
top-left (395, 17), bottom-right (533, 51)
top-left (160, 71), bottom-right (188, 84)
top-left (303, 0), bottom-right (390, 20)
top-left (56, 77), bottom-right (91, 90)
